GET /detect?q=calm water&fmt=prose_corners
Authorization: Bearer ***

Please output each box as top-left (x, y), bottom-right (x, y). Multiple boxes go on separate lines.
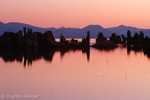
top-left (1, 40), bottom-right (150, 100)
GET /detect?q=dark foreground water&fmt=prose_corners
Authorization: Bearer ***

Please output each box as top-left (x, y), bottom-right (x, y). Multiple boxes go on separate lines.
top-left (1, 40), bottom-right (150, 100)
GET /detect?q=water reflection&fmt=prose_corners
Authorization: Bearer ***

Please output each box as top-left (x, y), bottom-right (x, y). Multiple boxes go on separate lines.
top-left (1, 47), bottom-right (150, 100)
top-left (1, 45), bottom-right (150, 67)
top-left (0, 48), bottom-right (90, 66)
top-left (127, 45), bottom-right (150, 58)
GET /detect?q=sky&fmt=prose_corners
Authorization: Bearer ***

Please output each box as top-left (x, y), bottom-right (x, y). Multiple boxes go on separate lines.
top-left (0, 0), bottom-right (150, 28)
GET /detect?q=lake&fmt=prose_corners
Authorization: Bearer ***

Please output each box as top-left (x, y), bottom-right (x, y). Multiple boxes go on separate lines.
top-left (1, 39), bottom-right (150, 100)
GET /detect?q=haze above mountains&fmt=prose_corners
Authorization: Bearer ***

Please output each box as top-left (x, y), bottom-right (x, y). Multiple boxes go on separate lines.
top-left (0, 21), bottom-right (150, 38)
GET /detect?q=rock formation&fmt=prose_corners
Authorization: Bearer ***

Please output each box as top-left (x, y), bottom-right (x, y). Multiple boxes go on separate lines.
top-left (60, 34), bottom-right (69, 44)
top-left (23, 27), bottom-right (38, 48)
top-left (121, 34), bottom-right (126, 44)
top-left (82, 31), bottom-right (90, 47)
top-left (127, 30), bottom-right (131, 46)
top-left (0, 31), bottom-right (18, 48)
top-left (92, 32), bottom-right (117, 50)
top-left (109, 33), bottom-right (121, 43)
top-left (96, 32), bottom-right (107, 43)
top-left (43, 31), bottom-right (55, 42)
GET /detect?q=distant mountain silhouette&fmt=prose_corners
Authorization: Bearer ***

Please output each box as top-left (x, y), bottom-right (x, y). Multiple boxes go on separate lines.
top-left (0, 22), bottom-right (150, 38)
top-left (107, 25), bottom-right (150, 37)
top-left (0, 22), bottom-right (51, 34)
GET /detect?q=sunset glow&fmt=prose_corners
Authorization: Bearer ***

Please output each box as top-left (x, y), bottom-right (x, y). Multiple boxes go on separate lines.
top-left (0, 0), bottom-right (150, 28)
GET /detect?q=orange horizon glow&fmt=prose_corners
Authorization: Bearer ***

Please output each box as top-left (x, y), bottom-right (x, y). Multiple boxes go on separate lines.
top-left (0, 0), bottom-right (150, 29)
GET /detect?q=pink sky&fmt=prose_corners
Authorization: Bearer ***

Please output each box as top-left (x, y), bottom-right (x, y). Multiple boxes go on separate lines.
top-left (0, 0), bottom-right (150, 28)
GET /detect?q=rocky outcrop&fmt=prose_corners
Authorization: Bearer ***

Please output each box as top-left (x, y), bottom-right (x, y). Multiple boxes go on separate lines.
top-left (69, 38), bottom-right (81, 48)
top-left (0, 31), bottom-right (21, 48)
top-left (92, 40), bottom-right (117, 50)
top-left (109, 33), bottom-right (121, 43)
top-left (121, 34), bottom-right (127, 44)
top-left (92, 32), bottom-right (118, 50)
top-left (43, 31), bottom-right (55, 42)
top-left (132, 31), bottom-right (145, 46)
top-left (60, 34), bottom-right (69, 45)
top-left (126, 30), bottom-right (150, 54)
top-left (127, 30), bottom-right (132, 46)
top-left (16, 30), bottom-right (24, 47)
top-left (0, 27), bottom-right (58, 49)
top-left (82, 31), bottom-right (90, 47)
top-left (23, 27), bottom-right (38, 48)
top-left (60, 34), bottom-right (66, 43)
top-left (96, 32), bottom-right (107, 43)
top-left (38, 30), bottom-right (57, 48)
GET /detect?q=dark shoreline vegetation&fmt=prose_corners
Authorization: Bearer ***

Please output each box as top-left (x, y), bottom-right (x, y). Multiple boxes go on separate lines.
top-left (1, 27), bottom-right (150, 66)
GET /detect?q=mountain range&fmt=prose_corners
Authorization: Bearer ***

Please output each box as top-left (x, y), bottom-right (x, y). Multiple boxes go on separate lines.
top-left (0, 21), bottom-right (150, 38)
